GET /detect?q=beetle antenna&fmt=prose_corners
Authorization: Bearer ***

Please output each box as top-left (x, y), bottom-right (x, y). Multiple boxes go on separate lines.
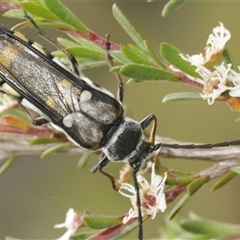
top-left (154, 140), bottom-right (240, 149)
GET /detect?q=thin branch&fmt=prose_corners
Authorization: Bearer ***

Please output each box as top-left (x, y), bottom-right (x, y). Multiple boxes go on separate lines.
top-left (1, 132), bottom-right (240, 162)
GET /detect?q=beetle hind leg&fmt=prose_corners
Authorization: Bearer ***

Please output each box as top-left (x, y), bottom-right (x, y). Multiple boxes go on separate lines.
top-left (21, 12), bottom-right (81, 77)
top-left (105, 34), bottom-right (124, 104)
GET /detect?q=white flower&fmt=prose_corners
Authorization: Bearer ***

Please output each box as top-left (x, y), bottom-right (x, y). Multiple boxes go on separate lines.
top-left (55, 208), bottom-right (82, 240)
top-left (206, 22), bottom-right (231, 61)
top-left (228, 68), bottom-right (240, 97)
top-left (180, 23), bottom-right (231, 67)
top-left (197, 63), bottom-right (240, 104)
top-left (199, 63), bottom-right (230, 104)
top-left (119, 163), bottom-right (167, 224)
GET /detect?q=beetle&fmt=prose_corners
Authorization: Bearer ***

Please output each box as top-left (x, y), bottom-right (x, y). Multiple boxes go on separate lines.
top-left (0, 19), bottom-right (159, 239)
top-left (1, 16), bottom-right (240, 240)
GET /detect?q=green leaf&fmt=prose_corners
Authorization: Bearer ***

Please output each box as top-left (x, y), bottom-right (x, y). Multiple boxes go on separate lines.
top-left (0, 108), bottom-right (31, 125)
top-left (66, 47), bottom-right (105, 60)
top-left (40, 143), bottom-right (70, 158)
top-left (21, 1), bottom-right (59, 20)
top-left (168, 193), bottom-right (191, 220)
top-left (84, 214), bottom-right (122, 229)
top-left (2, 9), bottom-right (25, 19)
top-left (31, 137), bottom-right (62, 145)
top-left (23, 19), bottom-right (70, 30)
top-left (162, 92), bottom-right (203, 102)
top-left (109, 50), bottom-right (132, 65)
top-left (67, 35), bottom-right (104, 53)
top-left (43, 0), bottom-right (87, 32)
top-left (56, 38), bottom-right (80, 49)
top-left (223, 49), bottom-right (238, 72)
top-left (122, 45), bottom-right (155, 66)
top-left (187, 177), bottom-right (207, 196)
top-left (0, 156), bottom-right (15, 176)
top-left (112, 4), bottom-right (145, 50)
top-left (181, 217), bottom-right (239, 238)
top-left (143, 40), bottom-right (165, 68)
top-left (166, 176), bottom-right (193, 186)
top-left (109, 65), bottom-right (122, 73)
top-left (160, 43), bottom-right (200, 78)
top-left (69, 231), bottom-right (97, 240)
top-left (120, 64), bottom-right (177, 82)
top-left (231, 166), bottom-right (240, 174)
top-left (211, 171), bottom-right (237, 191)
top-left (77, 153), bottom-right (90, 169)
top-left (162, 0), bottom-right (185, 17)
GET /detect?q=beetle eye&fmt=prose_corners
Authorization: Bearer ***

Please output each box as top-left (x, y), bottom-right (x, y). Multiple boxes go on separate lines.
top-left (149, 144), bottom-right (161, 153)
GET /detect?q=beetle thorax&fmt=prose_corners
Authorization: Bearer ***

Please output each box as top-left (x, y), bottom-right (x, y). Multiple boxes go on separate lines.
top-left (102, 117), bottom-right (152, 165)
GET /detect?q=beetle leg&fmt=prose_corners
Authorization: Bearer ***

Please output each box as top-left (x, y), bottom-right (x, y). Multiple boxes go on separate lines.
top-left (91, 154), bottom-right (109, 173)
top-left (105, 34), bottom-right (124, 103)
top-left (32, 117), bottom-right (49, 126)
top-left (91, 154), bottom-right (118, 190)
top-left (140, 114), bottom-right (157, 145)
top-left (21, 105), bottom-right (49, 126)
top-left (22, 13), bottom-right (80, 77)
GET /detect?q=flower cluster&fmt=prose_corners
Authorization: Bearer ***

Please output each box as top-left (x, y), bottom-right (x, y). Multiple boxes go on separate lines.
top-left (119, 162), bottom-right (167, 223)
top-left (181, 23), bottom-right (240, 106)
top-left (55, 208), bottom-right (83, 240)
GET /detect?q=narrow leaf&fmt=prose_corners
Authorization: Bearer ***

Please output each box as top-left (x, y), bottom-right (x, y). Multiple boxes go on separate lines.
top-left (2, 9), bottom-right (25, 19)
top-left (162, 92), bottom-right (203, 102)
top-left (168, 193), bottom-right (190, 220)
top-left (0, 109), bottom-right (31, 124)
top-left (31, 137), bottom-right (62, 145)
top-left (231, 166), bottom-right (240, 174)
top-left (0, 115), bottom-right (29, 131)
top-left (0, 155), bottom-right (15, 176)
top-left (211, 171), bottom-right (237, 191)
top-left (144, 40), bottom-right (165, 68)
top-left (187, 177), bottom-right (207, 196)
top-left (43, 0), bottom-right (87, 32)
top-left (67, 35), bottom-right (104, 53)
top-left (120, 64), bottom-right (177, 82)
top-left (84, 214), bottom-right (121, 229)
top-left (77, 153), bottom-right (90, 169)
top-left (20, 1), bottom-right (59, 20)
top-left (160, 43), bottom-right (200, 78)
top-left (56, 38), bottom-right (79, 48)
top-left (109, 50), bottom-right (132, 65)
top-left (122, 45), bottom-right (154, 66)
top-left (40, 143), bottom-right (70, 158)
top-left (162, 0), bottom-right (185, 17)
top-left (181, 218), bottom-right (239, 238)
top-left (112, 4), bottom-right (145, 50)
top-left (66, 47), bottom-right (105, 60)
top-left (223, 49), bottom-right (238, 72)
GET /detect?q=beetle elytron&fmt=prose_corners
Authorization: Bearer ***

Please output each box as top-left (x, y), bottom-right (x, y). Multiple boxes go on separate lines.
top-left (1, 16), bottom-right (240, 240)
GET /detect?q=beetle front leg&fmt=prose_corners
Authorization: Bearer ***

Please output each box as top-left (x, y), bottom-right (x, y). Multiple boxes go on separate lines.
top-left (91, 154), bottom-right (119, 191)
top-left (140, 114), bottom-right (157, 145)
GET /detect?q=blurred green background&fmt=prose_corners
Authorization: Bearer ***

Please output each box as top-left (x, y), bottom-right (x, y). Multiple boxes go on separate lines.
top-left (1, 1), bottom-right (240, 239)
